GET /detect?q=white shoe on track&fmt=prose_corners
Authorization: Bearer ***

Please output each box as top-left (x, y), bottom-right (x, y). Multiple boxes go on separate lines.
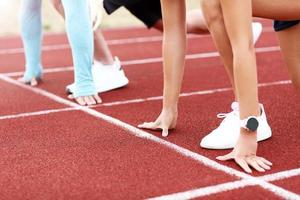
top-left (66, 57), bottom-right (129, 94)
top-left (252, 22), bottom-right (263, 44)
top-left (200, 102), bottom-right (272, 149)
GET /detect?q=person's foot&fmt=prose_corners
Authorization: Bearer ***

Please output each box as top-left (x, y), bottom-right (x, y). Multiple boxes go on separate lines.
top-left (252, 22), bottom-right (263, 44)
top-left (66, 57), bottom-right (129, 94)
top-left (200, 102), bottom-right (272, 149)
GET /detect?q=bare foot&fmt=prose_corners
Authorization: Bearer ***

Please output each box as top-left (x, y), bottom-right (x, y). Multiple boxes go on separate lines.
top-left (68, 94), bottom-right (102, 106)
top-left (138, 108), bottom-right (178, 137)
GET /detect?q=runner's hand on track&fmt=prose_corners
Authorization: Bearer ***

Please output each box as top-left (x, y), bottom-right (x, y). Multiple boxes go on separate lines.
top-left (216, 131), bottom-right (272, 173)
top-left (68, 94), bottom-right (102, 106)
top-left (18, 77), bottom-right (39, 86)
top-left (138, 109), bottom-right (178, 137)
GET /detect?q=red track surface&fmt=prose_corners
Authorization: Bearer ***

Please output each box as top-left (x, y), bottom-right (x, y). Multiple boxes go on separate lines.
top-left (0, 20), bottom-right (299, 199)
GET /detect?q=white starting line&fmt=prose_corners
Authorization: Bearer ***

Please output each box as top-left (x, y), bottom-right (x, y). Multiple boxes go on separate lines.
top-left (0, 74), bottom-right (299, 200)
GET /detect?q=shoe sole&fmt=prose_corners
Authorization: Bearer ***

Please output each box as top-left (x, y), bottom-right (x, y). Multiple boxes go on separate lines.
top-left (66, 76), bottom-right (129, 94)
top-left (200, 131), bottom-right (272, 150)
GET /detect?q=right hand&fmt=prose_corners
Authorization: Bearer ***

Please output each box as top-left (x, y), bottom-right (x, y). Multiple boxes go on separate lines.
top-left (217, 130), bottom-right (272, 173)
top-left (138, 108), bottom-right (178, 137)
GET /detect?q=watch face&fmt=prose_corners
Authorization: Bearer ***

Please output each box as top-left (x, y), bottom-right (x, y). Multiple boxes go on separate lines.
top-left (246, 117), bottom-right (259, 132)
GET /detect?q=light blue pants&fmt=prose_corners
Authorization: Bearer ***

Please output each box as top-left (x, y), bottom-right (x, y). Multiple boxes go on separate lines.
top-left (20, 0), bottom-right (43, 81)
top-left (20, 0), bottom-right (96, 97)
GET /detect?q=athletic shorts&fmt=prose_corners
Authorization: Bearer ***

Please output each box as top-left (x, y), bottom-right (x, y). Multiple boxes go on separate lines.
top-left (273, 20), bottom-right (300, 32)
top-left (103, 0), bottom-right (162, 28)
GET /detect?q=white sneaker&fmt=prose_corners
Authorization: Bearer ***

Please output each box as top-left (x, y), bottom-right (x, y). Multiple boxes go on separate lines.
top-left (252, 22), bottom-right (263, 44)
top-left (200, 102), bottom-right (272, 149)
top-left (66, 57), bottom-right (129, 94)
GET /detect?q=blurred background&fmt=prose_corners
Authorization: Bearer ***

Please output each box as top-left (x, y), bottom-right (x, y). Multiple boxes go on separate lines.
top-left (0, 0), bottom-right (200, 37)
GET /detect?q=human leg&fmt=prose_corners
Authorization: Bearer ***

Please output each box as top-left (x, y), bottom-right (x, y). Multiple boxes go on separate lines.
top-left (276, 23), bottom-right (300, 91)
top-left (19, 0), bottom-right (43, 86)
top-left (61, 0), bottom-right (101, 105)
top-left (138, 0), bottom-right (187, 137)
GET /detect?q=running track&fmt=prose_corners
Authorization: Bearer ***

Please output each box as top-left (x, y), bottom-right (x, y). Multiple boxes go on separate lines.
top-left (0, 19), bottom-right (299, 199)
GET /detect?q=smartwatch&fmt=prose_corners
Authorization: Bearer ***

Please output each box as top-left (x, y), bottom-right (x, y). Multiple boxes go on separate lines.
top-left (240, 116), bottom-right (259, 132)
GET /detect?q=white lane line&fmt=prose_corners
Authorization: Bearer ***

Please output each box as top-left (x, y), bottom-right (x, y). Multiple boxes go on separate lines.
top-left (0, 79), bottom-right (291, 121)
top-left (4, 66), bottom-right (74, 77)
top-left (151, 181), bottom-right (279, 200)
top-left (0, 107), bottom-right (77, 120)
top-left (0, 26), bottom-right (274, 55)
top-left (149, 168), bottom-right (300, 200)
top-left (0, 35), bottom-right (198, 55)
top-left (97, 79), bottom-right (290, 107)
top-left (2, 46), bottom-right (281, 78)
top-left (0, 74), bottom-right (298, 200)
top-left (148, 180), bottom-right (253, 200)
top-left (261, 168), bottom-right (300, 182)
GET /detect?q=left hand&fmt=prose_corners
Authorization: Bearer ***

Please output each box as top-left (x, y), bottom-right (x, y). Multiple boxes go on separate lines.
top-left (216, 130), bottom-right (272, 173)
top-left (18, 77), bottom-right (39, 86)
top-left (68, 94), bottom-right (102, 106)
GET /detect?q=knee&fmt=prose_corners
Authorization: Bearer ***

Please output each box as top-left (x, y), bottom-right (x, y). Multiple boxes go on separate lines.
top-left (201, 0), bottom-right (223, 29)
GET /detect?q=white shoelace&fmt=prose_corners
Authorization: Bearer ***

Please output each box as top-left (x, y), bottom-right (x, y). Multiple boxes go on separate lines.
top-left (216, 109), bottom-right (239, 127)
top-left (216, 110), bottom-right (238, 119)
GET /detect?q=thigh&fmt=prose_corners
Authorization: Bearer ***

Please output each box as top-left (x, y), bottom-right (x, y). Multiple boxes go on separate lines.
top-left (252, 0), bottom-right (300, 20)
top-left (276, 24), bottom-right (300, 87)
